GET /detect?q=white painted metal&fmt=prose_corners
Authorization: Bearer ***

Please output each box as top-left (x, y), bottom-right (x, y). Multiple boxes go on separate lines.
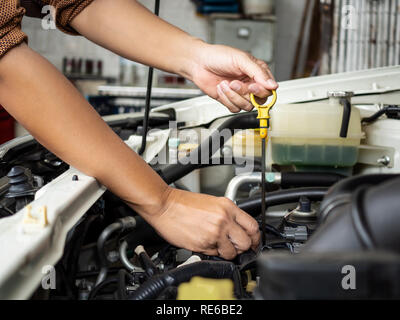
top-left (0, 168), bottom-right (106, 299)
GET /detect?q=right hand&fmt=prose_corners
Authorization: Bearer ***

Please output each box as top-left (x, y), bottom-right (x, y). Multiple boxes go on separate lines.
top-left (144, 187), bottom-right (260, 260)
top-left (187, 42), bottom-right (278, 113)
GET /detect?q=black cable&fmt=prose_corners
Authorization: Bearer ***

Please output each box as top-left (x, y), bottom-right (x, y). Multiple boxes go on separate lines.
top-left (138, 0), bottom-right (161, 155)
top-left (264, 223), bottom-right (285, 238)
top-left (362, 105), bottom-right (400, 124)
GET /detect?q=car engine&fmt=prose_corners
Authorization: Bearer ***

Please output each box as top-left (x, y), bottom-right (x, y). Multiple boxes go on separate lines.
top-left (1, 67), bottom-right (400, 300)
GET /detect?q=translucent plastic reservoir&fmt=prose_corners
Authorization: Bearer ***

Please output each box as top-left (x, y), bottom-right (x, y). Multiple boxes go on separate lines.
top-left (269, 100), bottom-right (363, 167)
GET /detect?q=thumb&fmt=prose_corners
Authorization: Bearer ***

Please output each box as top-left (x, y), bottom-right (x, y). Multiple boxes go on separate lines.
top-left (239, 55), bottom-right (278, 90)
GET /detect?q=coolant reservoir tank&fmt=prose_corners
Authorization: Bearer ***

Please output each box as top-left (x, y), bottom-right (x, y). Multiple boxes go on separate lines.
top-left (269, 92), bottom-right (363, 167)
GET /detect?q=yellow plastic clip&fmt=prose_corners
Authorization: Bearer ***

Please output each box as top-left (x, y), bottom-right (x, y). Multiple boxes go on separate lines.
top-left (250, 89), bottom-right (277, 139)
top-left (23, 205), bottom-right (48, 228)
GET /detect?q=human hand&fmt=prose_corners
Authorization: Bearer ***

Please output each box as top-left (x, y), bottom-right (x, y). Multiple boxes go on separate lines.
top-left (143, 187), bottom-right (260, 260)
top-left (188, 42), bottom-right (278, 113)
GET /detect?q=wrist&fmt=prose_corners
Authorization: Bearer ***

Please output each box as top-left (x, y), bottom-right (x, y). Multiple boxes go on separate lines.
top-left (175, 37), bottom-right (209, 81)
top-left (127, 184), bottom-right (174, 219)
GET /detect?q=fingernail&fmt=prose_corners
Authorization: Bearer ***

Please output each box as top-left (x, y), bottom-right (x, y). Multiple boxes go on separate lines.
top-left (267, 79), bottom-right (278, 88)
top-left (230, 82), bottom-right (241, 91)
top-left (220, 81), bottom-right (229, 92)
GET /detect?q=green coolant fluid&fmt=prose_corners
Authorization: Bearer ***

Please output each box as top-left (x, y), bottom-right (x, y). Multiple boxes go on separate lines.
top-left (272, 144), bottom-right (359, 167)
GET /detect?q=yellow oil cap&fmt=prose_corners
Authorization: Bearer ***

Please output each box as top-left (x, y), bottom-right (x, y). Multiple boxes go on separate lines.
top-left (177, 276), bottom-right (235, 300)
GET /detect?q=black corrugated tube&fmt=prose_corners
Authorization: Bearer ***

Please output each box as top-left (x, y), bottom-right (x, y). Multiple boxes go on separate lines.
top-left (128, 261), bottom-right (240, 300)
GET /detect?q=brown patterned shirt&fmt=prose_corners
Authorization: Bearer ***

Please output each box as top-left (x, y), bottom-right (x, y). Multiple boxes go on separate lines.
top-left (0, 0), bottom-right (94, 58)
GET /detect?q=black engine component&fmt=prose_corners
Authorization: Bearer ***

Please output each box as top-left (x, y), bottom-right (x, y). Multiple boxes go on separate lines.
top-left (4, 166), bottom-right (37, 212)
top-left (256, 174), bottom-right (400, 300)
top-left (257, 251), bottom-right (400, 299)
top-left (5, 166), bottom-right (36, 198)
top-left (305, 174), bottom-right (400, 253)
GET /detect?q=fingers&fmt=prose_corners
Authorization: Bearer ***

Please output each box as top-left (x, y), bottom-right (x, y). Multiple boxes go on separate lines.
top-left (217, 83), bottom-right (240, 113)
top-left (219, 81), bottom-right (253, 111)
top-left (248, 83), bottom-right (272, 100)
top-left (217, 234), bottom-right (238, 260)
top-left (219, 198), bottom-right (260, 258)
top-left (234, 54), bottom-right (278, 102)
top-left (216, 58), bottom-right (278, 113)
top-left (242, 55), bottom-right (278, 91)
top-left (256, 59), bottom-right (276, 83)
top-left (247, 60), bottom-right (276, 99)
top-left (233, 207), bottom-right (261, 251)
top-left (228, 223), bottom-right (252, 252)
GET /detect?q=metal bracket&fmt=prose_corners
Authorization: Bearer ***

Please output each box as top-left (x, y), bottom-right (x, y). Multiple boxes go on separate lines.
top-left (358, 144), bottom-right (395, 168)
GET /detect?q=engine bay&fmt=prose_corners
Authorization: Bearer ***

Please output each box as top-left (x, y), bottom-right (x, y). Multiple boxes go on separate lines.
top-left (1, 67), bottom-right (400, 300)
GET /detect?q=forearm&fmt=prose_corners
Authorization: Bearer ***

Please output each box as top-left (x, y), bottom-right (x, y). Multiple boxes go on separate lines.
top-left (70, 0), bottom-right (203, 80)
top-left (0, 44), bottom-right (169, 216)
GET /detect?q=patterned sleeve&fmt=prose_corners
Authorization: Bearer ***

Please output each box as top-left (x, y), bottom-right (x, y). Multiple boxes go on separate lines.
top-left (50, 0), bottom-right (95, 35)
top-left (0, 0), bottom-right (27, 59)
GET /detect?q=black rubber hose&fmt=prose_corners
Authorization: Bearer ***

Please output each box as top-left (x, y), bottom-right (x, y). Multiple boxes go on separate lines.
top-left (95, 217), bottom-right (137, 286)
top-left (159, 112), bottom-right (258, 184)
top-left (128, 261), bottom-right (238, 300)
top-left (281, 172), bottom-right (345, 188)
top-left (339, 98), bottom-right (351, 138)
top-left (237, 187), bottom-right (328, 216)
top-left (95, 222), bottom-right (123, 286)
top-left (121, 216), bottom-right (165, 249)
top-left (138, 0), bottom-right (160, 155)
top-left (135, 246), bottom-right (159, 278)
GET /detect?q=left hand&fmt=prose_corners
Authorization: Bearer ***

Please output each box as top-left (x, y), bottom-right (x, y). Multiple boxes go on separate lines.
top-left (188, 42), bottom-right (279, 113)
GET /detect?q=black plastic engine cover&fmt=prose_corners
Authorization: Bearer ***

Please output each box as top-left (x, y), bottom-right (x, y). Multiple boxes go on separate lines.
top-left (256, 251), bottom-right (400, 299)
